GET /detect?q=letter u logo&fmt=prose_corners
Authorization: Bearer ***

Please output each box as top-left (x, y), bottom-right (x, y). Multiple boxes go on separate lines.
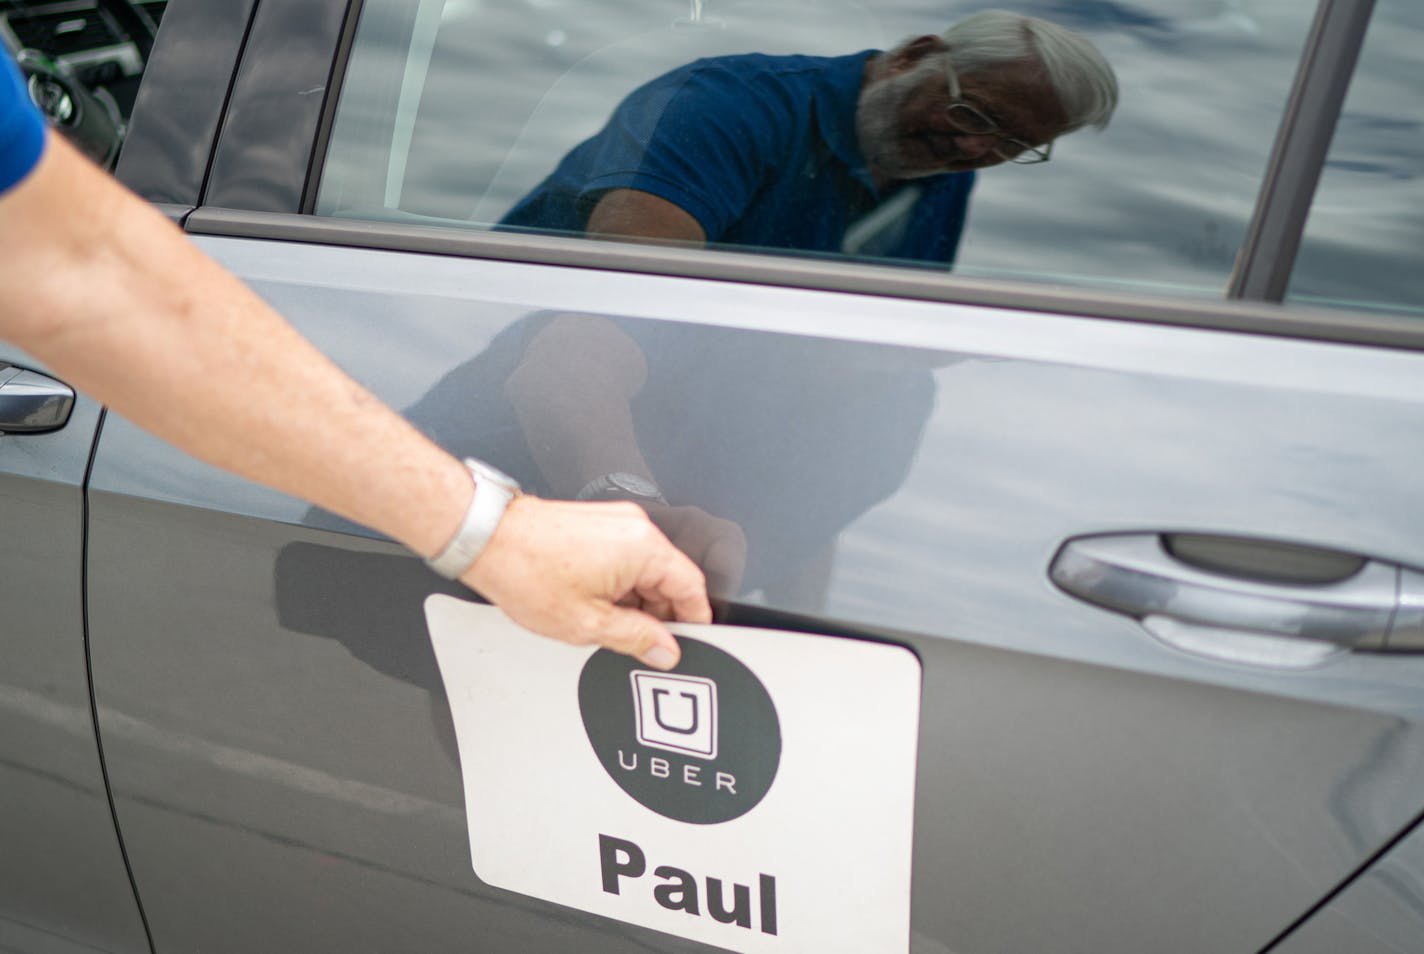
top-left (630, 671), bottom-right (719, 760)
top-left (652, 689), bottom-right (699, 735)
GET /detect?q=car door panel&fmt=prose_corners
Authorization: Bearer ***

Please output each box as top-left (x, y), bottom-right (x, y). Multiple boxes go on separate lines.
top-left (0, 349), bottom-right (148, 954)
top-left (1273, 816), bottom-right (1424, 953)
top-left (84, 235), bottom-right (1424, 953)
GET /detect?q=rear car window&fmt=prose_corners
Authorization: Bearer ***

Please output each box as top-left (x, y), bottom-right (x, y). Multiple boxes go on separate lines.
top-left (315, 0), bottom-right (1318, 299)
top-left (1287, 0), bottom-right (1423, 318)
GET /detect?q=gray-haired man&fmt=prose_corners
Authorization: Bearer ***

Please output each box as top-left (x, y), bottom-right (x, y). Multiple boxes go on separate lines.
top-left (504, 9), bottom-right (1118, 262)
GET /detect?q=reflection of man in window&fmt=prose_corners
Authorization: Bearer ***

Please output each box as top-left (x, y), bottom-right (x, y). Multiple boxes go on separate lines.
top-left (501, 10), bottom-right (1117, 264)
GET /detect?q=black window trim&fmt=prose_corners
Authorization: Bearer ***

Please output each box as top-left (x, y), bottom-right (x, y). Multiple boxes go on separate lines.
top-left (301, 0), bottom-right (363, 215)
top-left (113, 0), bottom-right (261, 206)
top-left (1229, 0), bottom-right (1376, 302)
top-left (201, 0), bottom-right (352, 212)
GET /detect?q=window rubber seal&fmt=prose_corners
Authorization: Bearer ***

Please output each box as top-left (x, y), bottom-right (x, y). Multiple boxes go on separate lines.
top-left (299, 0), bottom-right (366, 215)
top-left (1229, 0), bottom-right (1376, 302)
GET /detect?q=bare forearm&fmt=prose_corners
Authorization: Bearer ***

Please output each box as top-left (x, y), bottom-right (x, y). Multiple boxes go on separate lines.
top-left (0, 133), bottom-right (469, 558)
top-left (506, 314), bottom-right (656, 497)
top-left (585, 189), bottom-right (706, 245)
top-left (0, 133), bottom-right (709, 665)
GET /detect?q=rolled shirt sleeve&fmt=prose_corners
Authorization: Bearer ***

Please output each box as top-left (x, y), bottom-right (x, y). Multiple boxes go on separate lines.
top-left (0, 52), bottom-right (47, 195)
top-left (574, 63), bottom-right (785, 239)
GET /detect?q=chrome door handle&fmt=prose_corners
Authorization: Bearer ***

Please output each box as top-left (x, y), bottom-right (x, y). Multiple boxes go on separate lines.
top-left (0, 365), bottom-right (74, 433)
top-left (1050, 533), bottom-right (1424, 667)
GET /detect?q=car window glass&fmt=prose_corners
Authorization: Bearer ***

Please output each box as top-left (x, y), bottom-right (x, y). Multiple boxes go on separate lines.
top-left (1287, 0), bottom-right (1422, 318)
top-left (315, 0), bottom-right (1317, 299)
top-left (0, 0), bottom-right (165, 168)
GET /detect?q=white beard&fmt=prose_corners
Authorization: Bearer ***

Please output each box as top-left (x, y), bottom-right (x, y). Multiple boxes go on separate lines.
top-left (855, 59), bottom-right (949, 183)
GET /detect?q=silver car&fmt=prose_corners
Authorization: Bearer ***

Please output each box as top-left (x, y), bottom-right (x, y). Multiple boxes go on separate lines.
top-left (2, 0), bottom-right (1422, 951)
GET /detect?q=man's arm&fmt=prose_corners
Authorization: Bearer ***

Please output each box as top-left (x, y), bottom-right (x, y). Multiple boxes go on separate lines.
top-left (585, 188), bottom-right (706, 245)
top-left (0, 131), bottom-right (709, 667)
top-left (505, 314), bottom-right (747, 595)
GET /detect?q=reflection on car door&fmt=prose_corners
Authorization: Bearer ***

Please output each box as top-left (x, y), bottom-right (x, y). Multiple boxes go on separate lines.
top-left (82, 236), bottom-right (1424, 953)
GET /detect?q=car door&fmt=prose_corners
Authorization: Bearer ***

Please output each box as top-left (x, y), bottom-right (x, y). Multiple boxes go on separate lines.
top-left (91, 0), bottom-right (1424, 952)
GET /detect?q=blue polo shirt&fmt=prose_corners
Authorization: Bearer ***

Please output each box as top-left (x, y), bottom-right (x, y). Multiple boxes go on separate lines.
top-left (502, 52), bottom-right (974, 265)
top-left (1, 51), bottom-right (46, 195)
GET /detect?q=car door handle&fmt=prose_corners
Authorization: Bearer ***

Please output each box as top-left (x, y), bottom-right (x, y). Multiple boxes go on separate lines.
top-left (0, 365), bottom-right (75, 433)
top-left (1049, 533), bottom-right (1424, 667)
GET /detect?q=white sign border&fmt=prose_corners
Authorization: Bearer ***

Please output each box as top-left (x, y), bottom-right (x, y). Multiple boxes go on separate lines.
top-left (425, 596), bottom-right (923, 954)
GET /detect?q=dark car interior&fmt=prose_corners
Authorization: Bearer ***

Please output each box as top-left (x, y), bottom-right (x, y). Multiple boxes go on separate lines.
top-left (1, 0), bottom-right (165, 166)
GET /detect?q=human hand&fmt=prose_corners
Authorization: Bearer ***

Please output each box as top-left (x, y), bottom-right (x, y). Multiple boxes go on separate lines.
top-left (462, 496), bottom-right (711, 669)
top-left (647, 504), bottom-right (747, 599)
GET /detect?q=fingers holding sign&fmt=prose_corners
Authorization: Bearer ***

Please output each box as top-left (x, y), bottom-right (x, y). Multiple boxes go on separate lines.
top-left (463, 496), bottom-right (711, 670)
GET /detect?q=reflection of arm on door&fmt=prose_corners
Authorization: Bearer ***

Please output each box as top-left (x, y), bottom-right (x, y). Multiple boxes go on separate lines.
top-left (505, 313), bottom-right (747, 597)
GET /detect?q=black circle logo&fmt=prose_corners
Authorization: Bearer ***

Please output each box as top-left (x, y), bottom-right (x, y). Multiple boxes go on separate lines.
top-left (579, 638), bottom-right (780, 824)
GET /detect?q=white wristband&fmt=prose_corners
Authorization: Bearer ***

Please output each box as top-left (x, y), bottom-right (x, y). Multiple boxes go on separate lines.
top-left (424, 458), bottom-right (520, 580)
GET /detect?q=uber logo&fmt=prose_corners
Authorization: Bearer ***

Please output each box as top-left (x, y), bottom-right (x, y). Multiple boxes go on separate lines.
top-left (631, 672), bottom-right (718, 759)
top-left (580, 637), bottom-right (780, 825)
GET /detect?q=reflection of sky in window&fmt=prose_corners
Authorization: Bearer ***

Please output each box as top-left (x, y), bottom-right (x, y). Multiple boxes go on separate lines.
top-left (317, 1), bottom-right (1414, 306)
top-left (1290, 0), bottom-right (1423, 316)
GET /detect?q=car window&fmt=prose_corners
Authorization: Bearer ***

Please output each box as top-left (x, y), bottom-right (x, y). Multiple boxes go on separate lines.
top-left (315, 0), bottom-right (1317, 299)
top-left (1287, 0), bottom-right (1422, 318)
top-left (0, 0), bottom-right (166, 168)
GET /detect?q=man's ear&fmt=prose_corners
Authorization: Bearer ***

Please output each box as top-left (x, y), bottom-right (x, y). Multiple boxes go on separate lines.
top-left (884, 34), bottom-right (948, 75)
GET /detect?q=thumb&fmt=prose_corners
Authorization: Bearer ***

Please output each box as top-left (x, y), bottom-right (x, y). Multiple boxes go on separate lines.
top-left (599, 606), bottom-right (682, 670)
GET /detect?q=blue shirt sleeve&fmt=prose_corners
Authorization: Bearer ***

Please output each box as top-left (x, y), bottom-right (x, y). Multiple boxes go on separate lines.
top-left (575, 62), bottom-right (787, 240)
top-left (1, 51), bottom-right (47, 195)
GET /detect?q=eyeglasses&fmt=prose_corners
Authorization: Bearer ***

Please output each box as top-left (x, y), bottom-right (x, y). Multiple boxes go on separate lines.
top-left (942, 56), bottom-right (1053, 165)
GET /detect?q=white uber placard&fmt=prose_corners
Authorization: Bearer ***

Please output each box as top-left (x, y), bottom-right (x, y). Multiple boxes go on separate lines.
top-left (425, 596), bottom-right (922, 953)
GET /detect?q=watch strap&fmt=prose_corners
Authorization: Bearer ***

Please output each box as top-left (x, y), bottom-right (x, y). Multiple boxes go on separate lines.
top-left (425, 458), bottom-right (520, 580)
top-left (576, 471), bottom-right (667, 505)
